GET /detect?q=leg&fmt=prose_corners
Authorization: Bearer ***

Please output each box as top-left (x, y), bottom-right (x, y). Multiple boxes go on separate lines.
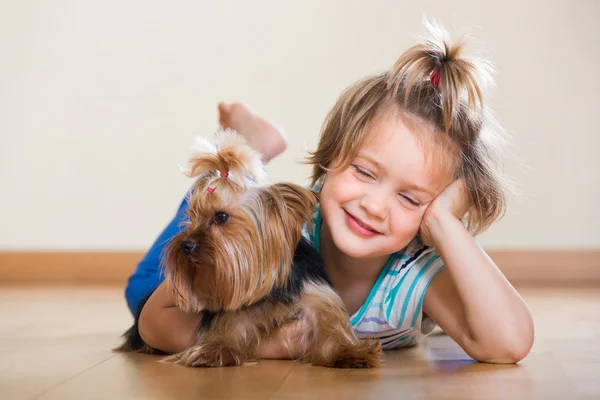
top-left (124, 191), bottom-right (191, 315)
top-left (298, 282), bottom-right (383, 368)
top-left (218, 102), bottom-right (287, 163)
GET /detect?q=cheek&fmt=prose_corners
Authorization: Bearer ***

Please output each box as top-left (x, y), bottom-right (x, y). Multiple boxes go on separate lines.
top-left (321, 171), bottom-right (362, 203)
top-left (390, 207), bottom-right (425, 237)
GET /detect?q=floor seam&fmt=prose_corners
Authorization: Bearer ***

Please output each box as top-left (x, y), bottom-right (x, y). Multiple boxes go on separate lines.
top-left (28, 353), bottom-right (118, 400)
top-left (268, 361), bottom-right (298, 400)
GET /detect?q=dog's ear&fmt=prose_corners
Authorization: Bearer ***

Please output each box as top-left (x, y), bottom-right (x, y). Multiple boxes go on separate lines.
top-left (268, 183), bottom-right (318, 228)
top-left (182, 129), bottom-right (266, 187)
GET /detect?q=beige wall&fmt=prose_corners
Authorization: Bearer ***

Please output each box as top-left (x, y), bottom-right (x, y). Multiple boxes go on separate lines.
top-left (1, 0), bottom-right (598, 250)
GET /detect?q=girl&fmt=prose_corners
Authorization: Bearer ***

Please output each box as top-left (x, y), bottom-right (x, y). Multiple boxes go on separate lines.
top-left (126, 22), bottom-right (534, 364)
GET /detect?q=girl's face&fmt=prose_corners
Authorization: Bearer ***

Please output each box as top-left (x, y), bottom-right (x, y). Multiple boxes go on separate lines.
top-left (319, 111), bottom-right (453, 260)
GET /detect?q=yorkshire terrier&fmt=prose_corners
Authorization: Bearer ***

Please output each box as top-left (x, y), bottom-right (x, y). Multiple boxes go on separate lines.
top-left (115, 129), bottom-right (382, 368)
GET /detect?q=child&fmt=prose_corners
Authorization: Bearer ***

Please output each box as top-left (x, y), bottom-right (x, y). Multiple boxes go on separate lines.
top-left (125, 22), bottom-right (534, 364)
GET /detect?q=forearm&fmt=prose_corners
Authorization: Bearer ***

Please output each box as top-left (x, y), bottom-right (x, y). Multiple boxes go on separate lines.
top-left (138, 282), bottom-right (295, 358)
top-left (138, 283), bottom-right (201, 353)
top-left (426, 211), bottom-right (534, 361)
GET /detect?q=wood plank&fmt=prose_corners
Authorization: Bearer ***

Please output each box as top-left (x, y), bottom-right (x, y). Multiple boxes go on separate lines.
top-left (0, 286), bottom-right (598, 400)
top-left (0, 286), bottom-right (130, 400)
top-left (0, 252), bottom-right (142, 284)
top-left (487, 250), bottom-right (600, 285)
top-left (36, 356), bottom-right (296, 400)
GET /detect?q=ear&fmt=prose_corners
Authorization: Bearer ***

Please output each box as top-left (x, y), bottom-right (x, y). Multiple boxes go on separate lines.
top-left (268, 183), bottom-right (318, 227)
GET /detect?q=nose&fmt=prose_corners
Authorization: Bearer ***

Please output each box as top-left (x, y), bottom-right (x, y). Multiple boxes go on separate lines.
top-left (181, 240), bottom-right (196, 255)
top-left (359, 192), bottom-right (387, 220)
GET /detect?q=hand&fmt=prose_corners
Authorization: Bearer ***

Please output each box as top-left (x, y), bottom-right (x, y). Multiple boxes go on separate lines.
top-left (218, 102), bottom-right (288, 163)
top-left (419, 179), bottom-right (471, 247)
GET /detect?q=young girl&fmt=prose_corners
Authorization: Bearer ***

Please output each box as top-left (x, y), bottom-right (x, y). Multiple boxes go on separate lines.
top-left (125, 23), bottom-right (534, 364)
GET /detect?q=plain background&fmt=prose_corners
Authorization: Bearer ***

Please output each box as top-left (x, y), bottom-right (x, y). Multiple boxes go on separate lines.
top-left (1, 0), bottom-right (599, 251)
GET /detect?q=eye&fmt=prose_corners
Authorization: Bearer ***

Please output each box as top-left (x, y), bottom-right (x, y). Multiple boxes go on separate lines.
top-left (352, 165), bottom-right (375, 180)
top-left (213, 211), bottom-right (230, 225)
top-left (399, 194), bottom-right (421, 207)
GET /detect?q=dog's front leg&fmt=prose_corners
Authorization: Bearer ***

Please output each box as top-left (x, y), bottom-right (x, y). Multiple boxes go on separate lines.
top-left (162, 337), bottom-right (247, 367)
top-left (298, 282), bottom-right (383, 368)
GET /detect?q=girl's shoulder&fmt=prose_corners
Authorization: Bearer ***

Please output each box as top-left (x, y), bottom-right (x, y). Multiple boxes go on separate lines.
top-left (301, 200), bottom-right (321, 250)
top-left (300, 181), bottom-right (323, 249)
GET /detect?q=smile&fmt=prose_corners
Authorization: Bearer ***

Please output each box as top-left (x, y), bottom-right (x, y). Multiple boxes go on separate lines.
top-left (343, 210), bottom-right (381, 237)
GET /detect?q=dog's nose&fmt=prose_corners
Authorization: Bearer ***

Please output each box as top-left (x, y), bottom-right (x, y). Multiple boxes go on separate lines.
top-left (181, 240), bottom-right (196, 255)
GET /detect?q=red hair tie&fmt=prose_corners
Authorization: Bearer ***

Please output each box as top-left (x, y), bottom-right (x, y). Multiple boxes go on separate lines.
top-left (207, 172), bottom-right (229, 193)
top-left (430, 70), bottom-right (441, 88)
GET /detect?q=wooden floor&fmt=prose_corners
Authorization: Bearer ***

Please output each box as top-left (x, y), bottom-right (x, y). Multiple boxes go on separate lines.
top-left (1, 286), bottom-right (599, 400)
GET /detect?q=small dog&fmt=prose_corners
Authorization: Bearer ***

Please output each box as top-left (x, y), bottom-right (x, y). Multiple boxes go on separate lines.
top-left (115, 130), bottom-right (382, 368)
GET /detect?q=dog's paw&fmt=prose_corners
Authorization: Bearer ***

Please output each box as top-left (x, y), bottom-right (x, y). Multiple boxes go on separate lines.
top-left (329, 338), bottom-right (384, 369)
top-left (161, 344), bottom-right (245, 368)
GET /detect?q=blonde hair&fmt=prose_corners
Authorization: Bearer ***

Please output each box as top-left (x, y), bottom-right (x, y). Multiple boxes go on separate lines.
top-left (307, 21), bottom-right (511, 235)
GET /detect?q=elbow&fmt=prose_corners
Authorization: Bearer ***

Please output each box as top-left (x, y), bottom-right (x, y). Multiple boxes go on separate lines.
top-left (470, 319), bottom-right (535, 364)
top-left (138, 306), bottom-right (175, 354)
top-left (138, 309), bottom-right (160, 351)
top-left (470, 339), bottom-right (533, 364)
top-left (486, 338), bottom-right (533, 364)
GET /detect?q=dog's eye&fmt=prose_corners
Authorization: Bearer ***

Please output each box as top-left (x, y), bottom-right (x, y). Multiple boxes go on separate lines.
top-left (213, 211), bottom-right (230, 225)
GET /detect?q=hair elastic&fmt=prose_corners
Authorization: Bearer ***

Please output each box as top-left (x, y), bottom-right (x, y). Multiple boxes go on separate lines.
top-left (207, 171), bottom-right (229, 193)
top-left (430, 70), bottom-right (441, 88)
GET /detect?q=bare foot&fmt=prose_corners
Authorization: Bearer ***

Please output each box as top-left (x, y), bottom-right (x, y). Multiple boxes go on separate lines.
top-left (218, 102), bottom-right (287, 163)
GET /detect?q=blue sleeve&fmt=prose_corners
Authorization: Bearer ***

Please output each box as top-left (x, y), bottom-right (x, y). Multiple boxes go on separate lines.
top-left (124, 191), bottom-right (191, 315)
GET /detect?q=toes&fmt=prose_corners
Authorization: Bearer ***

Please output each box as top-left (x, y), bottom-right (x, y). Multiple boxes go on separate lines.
top-left (218, 102), bottom-right (231, 127)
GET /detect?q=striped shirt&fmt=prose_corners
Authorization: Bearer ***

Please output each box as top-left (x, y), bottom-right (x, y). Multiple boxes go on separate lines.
top-left (301, 202), bottom-right (445, 350)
